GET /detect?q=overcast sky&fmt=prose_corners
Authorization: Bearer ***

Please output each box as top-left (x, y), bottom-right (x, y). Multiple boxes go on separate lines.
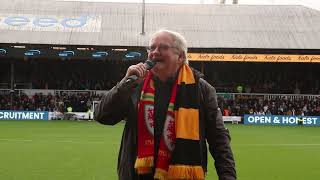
top-left (60, 0), bottom-right (320, 10)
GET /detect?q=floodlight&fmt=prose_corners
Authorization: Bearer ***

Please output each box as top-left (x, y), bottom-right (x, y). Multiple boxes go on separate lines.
top-left (58, 50), bottom-right (75, 57)
top-left (125, 51), bottom-right (141, 59)
top-left (24, 49), bottom-right (41, 56)
top-left (0, 49), bottom-right (6, 55)
top-left (92, 51), bottom-right (108, 58)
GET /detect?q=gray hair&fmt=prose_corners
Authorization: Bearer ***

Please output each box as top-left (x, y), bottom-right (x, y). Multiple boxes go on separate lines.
top-left (150, 29), bottom-right (189, 64)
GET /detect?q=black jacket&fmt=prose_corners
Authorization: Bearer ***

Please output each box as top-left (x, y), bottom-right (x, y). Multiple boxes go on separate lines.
top-left (94, 70), bottom-right (236, 180)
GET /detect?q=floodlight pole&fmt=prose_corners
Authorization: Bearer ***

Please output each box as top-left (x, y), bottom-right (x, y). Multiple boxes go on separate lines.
top-left (141, 0), bottom-right (145, 35)
top-left (10, 60), bottom-right (15, 109)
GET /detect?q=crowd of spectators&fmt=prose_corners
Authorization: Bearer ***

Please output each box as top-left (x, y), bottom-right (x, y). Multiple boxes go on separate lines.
top-left (28, 60), bottom-right (128, 90)
top-left (219, 96), bottom-right (320, 116)
top-left (1, 61), bottom-right (319, 95)
top-left (0, 92), bottom-right (102, 112)
top-left (1, 60), bottom-right (320, 117)
top-left (1, 91), bottom-right (319, 117)
top-left (201, 62), bottom-right (320, 95)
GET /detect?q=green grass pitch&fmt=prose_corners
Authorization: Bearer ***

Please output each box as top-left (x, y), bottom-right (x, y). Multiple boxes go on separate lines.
top-left (0, 120), bottom-right (319, 180)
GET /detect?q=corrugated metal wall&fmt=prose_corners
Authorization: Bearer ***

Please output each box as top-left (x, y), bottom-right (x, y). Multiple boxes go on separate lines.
top-left (0, 0), bottom-right (319, 49)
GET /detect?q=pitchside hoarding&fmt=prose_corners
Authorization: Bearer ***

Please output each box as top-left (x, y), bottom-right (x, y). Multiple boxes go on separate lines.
top-left (244, 115), bottom-right (320, 126)
top-left (0, 110), bottom-right (49, 120)
top-left (187, 53), bottom-right (320, 63)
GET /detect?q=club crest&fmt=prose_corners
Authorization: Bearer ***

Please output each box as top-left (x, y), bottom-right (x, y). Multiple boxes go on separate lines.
top-left (144, 104), bottom-right (154, 135)
top-left (163, 114), bottom-right (176, 151)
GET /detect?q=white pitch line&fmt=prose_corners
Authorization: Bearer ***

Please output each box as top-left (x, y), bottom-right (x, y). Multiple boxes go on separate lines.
top-left (1, 139), bottom-right (319, 146)
top-left (0, 138), bottom-right (107, 144)
top-left (234, 144), bottom-right (320, 146)
top-left (0, 138), bottom-right (33, 142)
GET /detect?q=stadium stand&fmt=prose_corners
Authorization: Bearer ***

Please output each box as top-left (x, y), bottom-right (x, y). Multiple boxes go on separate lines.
top-left (1, 60), bottom-right (319, 94)
top-left (218, 95), bottom-right (320, 116)
top-left (0, 1), bottom-right (319, 121)
top-left (0, 91), bottom-right (102, 113)
top-left (1, 90), bottom-right (319, 117)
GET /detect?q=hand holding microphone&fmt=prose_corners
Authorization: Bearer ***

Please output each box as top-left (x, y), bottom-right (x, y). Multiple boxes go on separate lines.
top-left (125, 59), bottom-right (157, 83)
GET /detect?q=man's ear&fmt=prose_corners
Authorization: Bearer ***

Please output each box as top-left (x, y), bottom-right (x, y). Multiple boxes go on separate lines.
top-left (178, 52), bottom-right (185, 63)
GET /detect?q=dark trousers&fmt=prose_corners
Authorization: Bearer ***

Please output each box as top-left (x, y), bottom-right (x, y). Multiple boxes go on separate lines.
top-left (138, 174), bottom-right (154, 180)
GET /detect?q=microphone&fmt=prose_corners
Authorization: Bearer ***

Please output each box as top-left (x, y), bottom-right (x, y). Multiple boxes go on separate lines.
top-left (125, 59), bottom-right (157, 83)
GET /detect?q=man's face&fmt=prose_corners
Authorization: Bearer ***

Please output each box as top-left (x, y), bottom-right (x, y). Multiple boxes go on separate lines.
top-left (148, 32), bottom-right (184, 80)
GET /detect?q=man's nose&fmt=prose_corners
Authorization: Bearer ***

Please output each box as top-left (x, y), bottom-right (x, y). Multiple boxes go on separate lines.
top-left (154, 46), bottom-right (162, 53)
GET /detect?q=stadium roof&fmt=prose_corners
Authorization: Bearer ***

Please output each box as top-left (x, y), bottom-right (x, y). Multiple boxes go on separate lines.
top-left (0, 0), bottom-right (320, 49)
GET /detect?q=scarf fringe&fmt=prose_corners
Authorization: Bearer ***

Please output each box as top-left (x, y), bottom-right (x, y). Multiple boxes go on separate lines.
top-left (168, 165), bottom-right (205, 180)
top-left (154, 168), bottom-right (168, 180)
top-left (134, 156), bottom-right (154, 174)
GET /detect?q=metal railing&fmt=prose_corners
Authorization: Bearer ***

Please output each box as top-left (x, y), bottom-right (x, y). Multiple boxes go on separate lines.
top-left (1, 89), bottom-right (318, 100)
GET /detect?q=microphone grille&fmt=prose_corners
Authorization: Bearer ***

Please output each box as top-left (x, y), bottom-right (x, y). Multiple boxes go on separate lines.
top-left (145, 59), bottom-right (157, 70)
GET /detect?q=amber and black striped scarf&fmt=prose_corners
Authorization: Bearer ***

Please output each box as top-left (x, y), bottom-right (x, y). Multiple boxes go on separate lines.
top-left (135, 64), bottom-right (204, 180)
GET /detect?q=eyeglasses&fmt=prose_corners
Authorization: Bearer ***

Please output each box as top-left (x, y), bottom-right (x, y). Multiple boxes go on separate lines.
top-left (146, 44), bottom-right (178, 53)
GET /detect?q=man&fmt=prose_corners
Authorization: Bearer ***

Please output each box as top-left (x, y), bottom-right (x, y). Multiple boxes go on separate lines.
top-left (94, 29), bottom-right (236, 180)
